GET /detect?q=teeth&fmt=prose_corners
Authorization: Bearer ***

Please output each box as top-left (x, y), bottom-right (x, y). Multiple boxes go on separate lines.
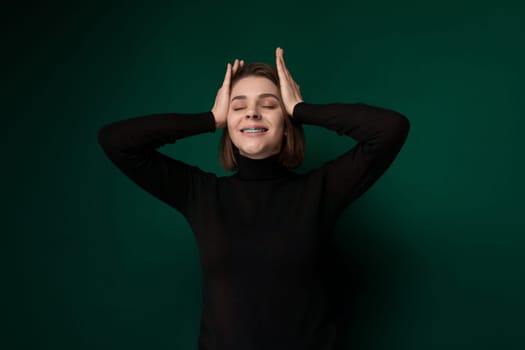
top-left (241, 128), bottom-right (267, 133)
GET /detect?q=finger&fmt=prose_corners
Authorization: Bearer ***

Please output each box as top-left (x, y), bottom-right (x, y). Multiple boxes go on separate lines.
top-left (278, 48), bottom-right (292, 80)
top-left (234, 58), bottom-right (244, 75)
top-left (235, 60), bottom-right (244, 74)
top-left (276, 47), bottom-right (283, 71)
top-left (276, 48), bottom-right (286, 81)
top-left (222, 63), bottom-right (232, 87)
top-left (276, 48), bottom-right (292, 83)
top-left (233, 58), bottom-right (240, 74)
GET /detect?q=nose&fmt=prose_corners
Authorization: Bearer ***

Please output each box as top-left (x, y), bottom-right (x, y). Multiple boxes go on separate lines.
top-left (245, 112), bottom-right (261, 120)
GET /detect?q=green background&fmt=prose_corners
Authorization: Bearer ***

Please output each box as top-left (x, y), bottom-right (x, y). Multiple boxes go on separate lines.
top-left (5, 0), bottom-right (524, 349)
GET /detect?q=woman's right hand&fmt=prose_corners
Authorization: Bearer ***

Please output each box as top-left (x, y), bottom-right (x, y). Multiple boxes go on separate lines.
top-left (211, 58), bottom-right (244, 129)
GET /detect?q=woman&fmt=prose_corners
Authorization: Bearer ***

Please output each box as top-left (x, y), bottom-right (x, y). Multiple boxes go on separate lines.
top-left (98, 47), bottom-right (410, 350)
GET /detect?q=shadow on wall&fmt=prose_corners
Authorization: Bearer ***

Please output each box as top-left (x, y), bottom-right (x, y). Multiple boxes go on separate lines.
top-left (322, 207), bottom-right (411, 350)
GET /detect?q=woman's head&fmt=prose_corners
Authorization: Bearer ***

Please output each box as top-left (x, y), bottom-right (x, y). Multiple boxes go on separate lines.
top-left (219, 62), bottom-right (305, 171)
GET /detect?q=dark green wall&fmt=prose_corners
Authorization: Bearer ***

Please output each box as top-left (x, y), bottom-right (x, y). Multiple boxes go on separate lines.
top-left (6, 0), bottom-right (524, 349)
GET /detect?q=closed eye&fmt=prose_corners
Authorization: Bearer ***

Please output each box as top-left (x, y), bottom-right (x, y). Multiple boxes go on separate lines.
top-left (233, 106), bottom-right (276, 111)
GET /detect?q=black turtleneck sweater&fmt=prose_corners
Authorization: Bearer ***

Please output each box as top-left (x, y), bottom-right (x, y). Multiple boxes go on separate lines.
top-left (97, 102), bottom-right (410, 350)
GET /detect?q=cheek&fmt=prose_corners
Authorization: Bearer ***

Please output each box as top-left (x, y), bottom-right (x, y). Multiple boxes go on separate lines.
top-left (227, 124), bottom-right (237, 139)
top-left (276, 113), bottom-right (286, 132)
top-left (226, 113), bottom-right (238, 132)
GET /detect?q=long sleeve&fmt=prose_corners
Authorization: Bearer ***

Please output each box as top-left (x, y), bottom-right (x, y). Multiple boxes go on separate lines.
top-left (293, 101), bottom-right (410, 216)
top-left (97, 111), bottom-right (217, 216)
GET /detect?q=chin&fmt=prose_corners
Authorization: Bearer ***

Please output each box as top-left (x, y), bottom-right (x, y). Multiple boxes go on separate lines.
top-left (239, 150), bottom-right (267, 159)
top-left (233, 138), bottom-right (282, 159)
top-left (240, 147), bottom-right (280, 159)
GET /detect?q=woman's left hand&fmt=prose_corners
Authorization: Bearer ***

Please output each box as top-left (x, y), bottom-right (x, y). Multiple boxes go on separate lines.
top-left (276, 47), bottom-right (304, 117)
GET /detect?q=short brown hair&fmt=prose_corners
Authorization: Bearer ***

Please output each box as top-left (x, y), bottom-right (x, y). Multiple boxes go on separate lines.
top-left (219, 62), bottom-right (305, 171)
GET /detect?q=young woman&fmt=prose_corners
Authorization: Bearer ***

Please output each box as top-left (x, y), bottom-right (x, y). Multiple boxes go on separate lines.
top-left (98, 47), bottom-right (410, 350)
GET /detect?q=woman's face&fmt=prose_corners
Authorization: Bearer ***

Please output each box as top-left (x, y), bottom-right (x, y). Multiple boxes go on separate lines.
top-left (227, 76), bottom-right (286, 159)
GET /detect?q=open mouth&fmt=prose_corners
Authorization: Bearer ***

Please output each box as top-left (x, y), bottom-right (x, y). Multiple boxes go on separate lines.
top-left (240, 127), bottom-right (268, 134)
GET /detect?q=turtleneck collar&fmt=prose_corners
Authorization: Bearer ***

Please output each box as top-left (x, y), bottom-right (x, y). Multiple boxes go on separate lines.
top-left (233, 149), bottom-right (291, 180)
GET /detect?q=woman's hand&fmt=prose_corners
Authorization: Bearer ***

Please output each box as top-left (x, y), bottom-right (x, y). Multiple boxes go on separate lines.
top-left (276, 47), bottom-right (304, 117)
top-left (211, 58), bottom-right (244, 129)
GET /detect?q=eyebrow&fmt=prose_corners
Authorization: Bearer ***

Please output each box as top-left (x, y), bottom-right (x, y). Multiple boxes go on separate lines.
top-left (231, 93), bottom-right (280, 102)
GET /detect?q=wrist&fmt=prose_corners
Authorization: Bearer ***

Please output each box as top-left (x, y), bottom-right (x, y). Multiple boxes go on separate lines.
top-left (211, 110), bottom-right (226, 129)
top-left (290, 100), bottom-right (304, 117)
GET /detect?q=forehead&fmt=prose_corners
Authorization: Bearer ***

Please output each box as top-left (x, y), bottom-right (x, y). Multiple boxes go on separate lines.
top-left (231, 76), bottom-right (279, 96)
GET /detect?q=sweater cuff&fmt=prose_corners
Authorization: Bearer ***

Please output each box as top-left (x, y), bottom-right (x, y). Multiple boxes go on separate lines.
top-left (291, 102), bottom-right (316, 124)
top-left (202, 111), bottom-right (217, 132)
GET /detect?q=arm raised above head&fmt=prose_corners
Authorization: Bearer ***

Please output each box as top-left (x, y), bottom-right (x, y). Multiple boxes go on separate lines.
top-left (293, 101), bottom-right (410, 213)
top-left (97, 111), bottom-right (217, 215)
